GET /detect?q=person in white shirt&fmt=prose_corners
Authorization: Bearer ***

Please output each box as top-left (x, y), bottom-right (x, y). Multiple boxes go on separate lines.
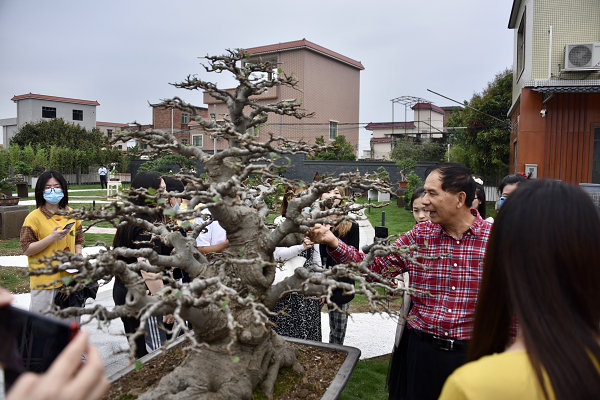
top-left (97, 165), bottom-right (108, 189)
top-left (195, 209), bottom-right (228, 255)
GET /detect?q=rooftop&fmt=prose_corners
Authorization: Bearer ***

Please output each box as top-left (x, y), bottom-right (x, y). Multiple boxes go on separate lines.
top-left (411, 102), bottom-right (446, 114)
top-left (365, 122), bottom-right (416, 130)
top-left (11, 93), bottom-right (100, 106)
top-left (96, 121), bottom-right (129, 127)
top-left (245, 39), bottom-right (365, 70)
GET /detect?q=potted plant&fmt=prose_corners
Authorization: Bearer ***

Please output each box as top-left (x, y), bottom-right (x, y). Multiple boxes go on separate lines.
top-left (13, 161), bottom-right (33, 198)
top-left (0, 178), bottom-right (16, 199)
top-left (396, 158), bottom-right (416, 188)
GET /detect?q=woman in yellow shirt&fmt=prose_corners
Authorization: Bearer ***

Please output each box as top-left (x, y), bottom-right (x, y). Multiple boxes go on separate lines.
top-left (439, 180), bottom-right (600, 400)
top-left (20, 170), bottom-right (83, 316)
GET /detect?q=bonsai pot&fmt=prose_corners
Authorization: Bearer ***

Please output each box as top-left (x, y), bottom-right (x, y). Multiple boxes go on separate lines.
top-left (0, 196), bottom-right (19, 206)
top-left (16, 182), bottom-right (29, 198)
top-left (107, 336), bottom-right (361, 399)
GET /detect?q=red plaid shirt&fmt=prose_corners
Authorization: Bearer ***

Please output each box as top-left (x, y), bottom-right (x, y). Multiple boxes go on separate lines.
top-left (329, 210), bottom-right (492, 340)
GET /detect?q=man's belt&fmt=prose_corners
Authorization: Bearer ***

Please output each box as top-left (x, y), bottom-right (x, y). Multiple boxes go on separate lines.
top-left (411, 329), bottom-right (468, 352)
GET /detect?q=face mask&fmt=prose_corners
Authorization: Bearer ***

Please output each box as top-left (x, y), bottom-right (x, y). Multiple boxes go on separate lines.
top-left (172, 202), bottom-right (180, 211)
top-left (43, 188), bottom-right (64, 204)
top-left (498, 196), bottom-right (507, 208)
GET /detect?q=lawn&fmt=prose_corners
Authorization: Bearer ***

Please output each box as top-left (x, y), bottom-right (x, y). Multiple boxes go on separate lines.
top-left (340, 355), bottom-right (390, 400)
top-left (354, 196), bottom-right (416, 236)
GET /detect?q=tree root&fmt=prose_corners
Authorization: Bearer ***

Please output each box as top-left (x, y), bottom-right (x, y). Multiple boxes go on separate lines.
top-left (137, 332), bottom-right (302, 400)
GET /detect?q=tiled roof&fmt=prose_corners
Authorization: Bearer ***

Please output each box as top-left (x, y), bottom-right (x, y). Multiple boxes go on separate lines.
top-left (11, 93), bottom-right (100, 106)
top-left (245, 39), bottom-right (365, 70)
top-left (411, 102), bottom-right (446, 114)
top-left (96, 121), bottom-right (128, 127)
top-left (365, 122), bottom-right (415, 130)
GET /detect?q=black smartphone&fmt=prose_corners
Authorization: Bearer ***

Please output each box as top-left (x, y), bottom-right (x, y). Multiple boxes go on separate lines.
top-left (0, 305), bottom-right (79, 391)
top-left (63, 221), bottom-right (76, 230)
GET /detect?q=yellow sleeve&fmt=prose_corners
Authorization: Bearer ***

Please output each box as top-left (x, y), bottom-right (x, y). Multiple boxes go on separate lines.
top-left (439, 373), bottom-right (469, 400)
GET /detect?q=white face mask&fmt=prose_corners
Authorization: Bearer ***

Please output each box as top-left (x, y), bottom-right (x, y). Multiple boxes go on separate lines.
top-left (172, 202), bottom-right (180, 211)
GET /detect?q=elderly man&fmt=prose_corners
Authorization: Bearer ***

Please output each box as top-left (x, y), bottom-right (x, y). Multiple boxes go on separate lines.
top-left (310, 163), bottom-right (492, 400)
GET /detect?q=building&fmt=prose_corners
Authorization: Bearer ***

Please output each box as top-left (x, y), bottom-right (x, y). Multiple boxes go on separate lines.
top-left (507, 0), bottom-right (600, 183)
top-left (96, 121), bottom-right (134, 150)
top-left (203, 39), bottom-right (364, 155)
top-left (1, 93), bottom-right (100, 146)
top-left (364, 102), bottom-right (447, 160)
top-left (150, 103), bottom-right (209, 146)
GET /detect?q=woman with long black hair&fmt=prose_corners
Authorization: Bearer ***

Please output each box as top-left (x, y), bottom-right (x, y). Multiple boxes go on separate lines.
top-left (440, 180), bottom-right (600, 399)
top-left (112, 171), bottom-right (173, 358)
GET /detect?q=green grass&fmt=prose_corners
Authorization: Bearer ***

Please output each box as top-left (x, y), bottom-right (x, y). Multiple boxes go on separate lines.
top-left (84, 233), bottom-right (114, 247)
top-left (0, 238), bottom-right (22, 255)
top-left (0, 267), bottom-right (29, 293)
top-left (354, 197), bottom-right (415, 236)
top-left (340, 355), bottom-right (390, 400)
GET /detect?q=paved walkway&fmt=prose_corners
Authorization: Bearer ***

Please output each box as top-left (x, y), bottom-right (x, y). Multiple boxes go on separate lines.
top-left (2, 211), bottom-right (396, 380)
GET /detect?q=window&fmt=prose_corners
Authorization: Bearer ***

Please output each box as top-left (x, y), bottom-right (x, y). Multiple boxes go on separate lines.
top-left (182, 113), bottom-right (189, 124)
top-left (73, 109), bottom-right (83, 121)
top-left (181, 138), bottom-right (188, 145)
top-left (516, 10), bottom-right (526, 78)
top-left (329, 121), bottom-right (338, 140)
top-left (107, 129), bottom-right (113, 140)
top-left (192, 134), bottom-right (203, 147)
top-left (42, 106), bottom-right (56, 118)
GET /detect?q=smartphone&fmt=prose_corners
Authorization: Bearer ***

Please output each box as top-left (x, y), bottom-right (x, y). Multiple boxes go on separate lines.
top-left (0, 305), bottom-right (79, 391)
top-left (63, 221), bottom-right (76, 230)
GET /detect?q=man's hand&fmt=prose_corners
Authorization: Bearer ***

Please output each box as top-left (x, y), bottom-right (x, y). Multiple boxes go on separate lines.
top-left (308, 224), bottom-right (339, 249)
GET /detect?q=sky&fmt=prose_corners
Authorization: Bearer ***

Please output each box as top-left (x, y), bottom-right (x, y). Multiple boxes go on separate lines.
top-left (0, 0), bottom-right (515, 156)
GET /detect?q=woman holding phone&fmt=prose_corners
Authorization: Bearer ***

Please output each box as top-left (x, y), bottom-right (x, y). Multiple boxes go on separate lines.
top-left (20, 170), bottom-right (83, 317)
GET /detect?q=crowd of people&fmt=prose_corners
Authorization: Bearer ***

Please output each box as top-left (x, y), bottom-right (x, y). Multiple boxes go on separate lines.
top-left (1, 164), bottom-right (598, 399)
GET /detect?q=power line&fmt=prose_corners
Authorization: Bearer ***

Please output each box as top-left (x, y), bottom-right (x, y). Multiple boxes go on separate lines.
top-left (427, 89), bottom-right (510, 126)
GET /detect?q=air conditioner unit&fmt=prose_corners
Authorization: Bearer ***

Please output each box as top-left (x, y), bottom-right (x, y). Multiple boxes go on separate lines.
top-left (564, 42), bottom-right (600, 70)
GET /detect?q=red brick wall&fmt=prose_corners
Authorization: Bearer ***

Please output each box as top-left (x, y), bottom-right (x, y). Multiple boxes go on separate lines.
top-left (152, 105), bottom-right (208, 145)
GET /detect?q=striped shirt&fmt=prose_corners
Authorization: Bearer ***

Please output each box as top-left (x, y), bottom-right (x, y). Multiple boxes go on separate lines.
top-left (328, 209), bottom-right (492, 340)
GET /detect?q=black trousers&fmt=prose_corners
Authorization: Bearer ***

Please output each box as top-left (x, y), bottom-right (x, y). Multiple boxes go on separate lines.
top-left (112, 280), bottom-right (148, 359)
top-left (388, 328), bottom-right (466, 400)
top-left (99, 174), bottom-right (107, 189)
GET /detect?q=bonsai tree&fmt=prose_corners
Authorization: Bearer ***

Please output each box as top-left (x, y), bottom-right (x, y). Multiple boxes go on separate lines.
top-left (45, 49), bottom-right (414, 399)
top-left (13, 160), bottom-right (33, 183)
top-left (396, 158), bottom-right (416, 182)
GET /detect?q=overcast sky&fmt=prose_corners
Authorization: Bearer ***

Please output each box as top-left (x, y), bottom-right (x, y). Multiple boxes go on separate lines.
top-left (0, 0), bottom-right (515, 155)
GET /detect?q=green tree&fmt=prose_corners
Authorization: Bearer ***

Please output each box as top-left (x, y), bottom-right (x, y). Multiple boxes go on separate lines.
top-left (22, 144), bottom-right (35, 165)
top-left (138, 154), bottom-right (196, 174)
top-left (10, 118), bottom-right (125, 173)
top-left (309, 135), bottom-right (356, 161)
top-left (447, 69), bottom-right (512, 181)
top-left (11, 118), bottom-right (104, 151)
top-left (390, 138), bottom-right (445, 180)
top-left (33, 146), bottom-right (49, 173)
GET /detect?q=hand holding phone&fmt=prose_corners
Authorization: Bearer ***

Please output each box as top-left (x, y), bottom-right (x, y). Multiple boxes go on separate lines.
top-left (0, 305), bottom-right (79, 391)
top-left (63, 221), bottom-right (76, 231)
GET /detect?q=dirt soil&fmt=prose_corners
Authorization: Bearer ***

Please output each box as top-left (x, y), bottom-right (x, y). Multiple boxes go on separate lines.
top-left (103, 342), bottom-right (346, 400)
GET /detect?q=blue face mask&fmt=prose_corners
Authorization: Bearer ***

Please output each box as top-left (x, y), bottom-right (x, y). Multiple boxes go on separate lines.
top-left (43, 188), bottom-right (64, 204)
top-left (498, 196), bottom-right (508, 208)
top-left (172, 202), bottom-right (180, 211)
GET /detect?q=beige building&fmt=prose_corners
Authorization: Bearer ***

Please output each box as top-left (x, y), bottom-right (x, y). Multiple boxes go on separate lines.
top-left (365, 102), bottom-right (447, 160)
top-left (203, 39), bottom-right (364, 155)
top-left (507, 0), bottom-right (600, 183)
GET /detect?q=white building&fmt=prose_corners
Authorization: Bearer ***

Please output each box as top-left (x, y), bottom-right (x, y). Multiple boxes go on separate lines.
top-left (365, 102), bottom-right (447, 160)
top-left (1, 93), bottom-right (100, 147)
